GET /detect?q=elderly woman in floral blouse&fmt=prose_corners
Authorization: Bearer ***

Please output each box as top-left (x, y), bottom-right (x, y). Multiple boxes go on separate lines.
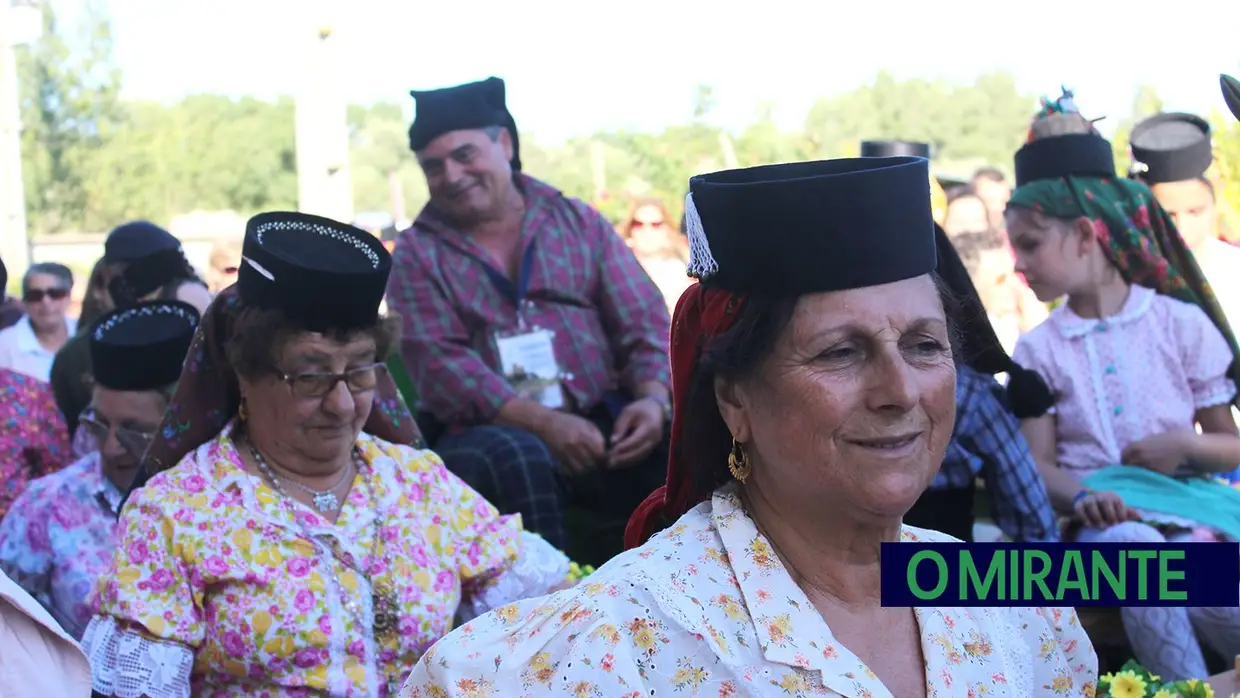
top-left (82, 212), bottom-right (576, 697)
top-left (401, 157), bottom-right (1098, 697)
top-left (0, 300), bottom-right (199, 639)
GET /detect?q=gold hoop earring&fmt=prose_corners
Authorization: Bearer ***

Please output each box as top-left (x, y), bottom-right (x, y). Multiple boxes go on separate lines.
top-left (238, 398), bottom-right (249, 422)
top-left (728, 439), bottom-right (751, 483)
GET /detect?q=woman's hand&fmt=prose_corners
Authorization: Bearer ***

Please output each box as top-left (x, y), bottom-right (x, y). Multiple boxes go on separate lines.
top-left (1073, 490), bottom-right (1139, 529)
top-left (1121, 430), bottom-right (1198, 475)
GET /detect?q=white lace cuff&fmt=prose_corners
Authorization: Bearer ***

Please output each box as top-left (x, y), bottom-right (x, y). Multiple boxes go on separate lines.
top-left (81, 615), bottom-right (194, 698)
top-left (459, 531), bottom-right (570, 623)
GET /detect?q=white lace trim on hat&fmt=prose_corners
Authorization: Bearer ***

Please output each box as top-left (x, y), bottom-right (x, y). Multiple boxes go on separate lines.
top-left (684, 191), bottom-right (718, 279)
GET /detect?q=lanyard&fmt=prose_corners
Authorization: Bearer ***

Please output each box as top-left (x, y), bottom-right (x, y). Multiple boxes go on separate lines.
top-left (481, 240), bottom-right (537, 326)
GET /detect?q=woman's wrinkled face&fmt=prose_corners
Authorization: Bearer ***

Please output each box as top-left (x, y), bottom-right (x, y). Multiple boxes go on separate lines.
top-left (87, 386), bottom-right (166, 491)
top-left (717, 275), bottom-right (957, 522)
top-left (241, 332), bottom-right (378, 466)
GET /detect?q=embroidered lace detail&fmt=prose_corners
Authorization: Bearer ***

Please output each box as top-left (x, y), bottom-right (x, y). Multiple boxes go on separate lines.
top-left (991, 607), bottom-right (1036, 693)
top-left (460, 531), bottom-right (569, 623)
top-left (81, 615), bottom-right (194, 698)
top-left (684, 191), bottom-right (718, 280)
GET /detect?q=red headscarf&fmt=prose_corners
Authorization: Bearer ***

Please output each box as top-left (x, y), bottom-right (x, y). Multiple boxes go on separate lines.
top-left (623, 283), bottom-right (744, 549)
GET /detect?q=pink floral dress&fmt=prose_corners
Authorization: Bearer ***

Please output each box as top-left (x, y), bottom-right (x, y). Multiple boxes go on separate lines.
top-left (81, 425), bottom-right (570, 697)
top-left (0, 368), bottom-right (71, 518)
top-left (400, 485), bottom-right (1098, 698)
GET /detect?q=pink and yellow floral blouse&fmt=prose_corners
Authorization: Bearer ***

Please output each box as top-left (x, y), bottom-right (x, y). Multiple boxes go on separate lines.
top-left (1012, 284), bottom-right (1236, 476)
top-left (401, 486), bottom-right (1098, 698)
top-left (82, 424), bottom-right (570, 697)
top-left (0, 368), bottom-right (71, 518)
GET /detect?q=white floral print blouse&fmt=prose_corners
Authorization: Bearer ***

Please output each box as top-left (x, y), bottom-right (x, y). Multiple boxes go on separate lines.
top-left (400, 485), bottom-right (1098, 698)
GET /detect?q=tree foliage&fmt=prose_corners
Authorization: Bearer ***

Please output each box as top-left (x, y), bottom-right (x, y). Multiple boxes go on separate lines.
top-left (16, 6), bottom-right (1240, 236)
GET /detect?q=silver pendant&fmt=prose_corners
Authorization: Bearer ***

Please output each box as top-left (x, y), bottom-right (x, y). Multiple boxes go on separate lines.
top-left (313, 491), bottom-right (340, 512)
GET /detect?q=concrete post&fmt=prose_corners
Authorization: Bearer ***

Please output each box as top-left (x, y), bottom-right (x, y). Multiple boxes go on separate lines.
top-left (294, 10), bottom-right (354, 224)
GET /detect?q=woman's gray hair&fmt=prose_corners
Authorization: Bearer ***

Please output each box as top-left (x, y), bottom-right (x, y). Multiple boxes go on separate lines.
top-left (22, 262), bottom-right (74, 292)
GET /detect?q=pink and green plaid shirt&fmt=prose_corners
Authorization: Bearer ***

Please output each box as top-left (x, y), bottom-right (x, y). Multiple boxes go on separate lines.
top-left (388, 175), bottom-right (672, 428)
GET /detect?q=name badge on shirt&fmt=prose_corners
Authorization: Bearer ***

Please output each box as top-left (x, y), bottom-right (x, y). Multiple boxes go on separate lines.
top-left (495, 327), bottom-right (565, 409)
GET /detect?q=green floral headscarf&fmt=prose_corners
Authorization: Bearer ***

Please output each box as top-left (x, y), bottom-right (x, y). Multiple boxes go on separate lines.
top-left (1008, 92), bottom-right (1240, 401)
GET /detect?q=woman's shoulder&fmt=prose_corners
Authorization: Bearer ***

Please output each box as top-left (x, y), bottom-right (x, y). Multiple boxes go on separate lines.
top-left (1011, 313), bottom-right (1060, 363)
top-left (20, 453), bottom-right (98, 498)
top-left (403, 547), bottom-right (695, 694)
top-left (125, 433), bottom-right (232, 513)
top-left (358, 433), bottom-right (451, 481)
top-left (1145, 290), bottom-right (1218, 332)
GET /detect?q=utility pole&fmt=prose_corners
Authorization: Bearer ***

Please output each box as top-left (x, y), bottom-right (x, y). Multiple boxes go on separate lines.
top-left (0, 1), bottom-right (41, 279)
top-left (294, 7), bottom-right (354, 224)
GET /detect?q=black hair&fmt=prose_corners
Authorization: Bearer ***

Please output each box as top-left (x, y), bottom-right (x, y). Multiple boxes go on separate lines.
top-left (682, 276), bottom-right (964, 501)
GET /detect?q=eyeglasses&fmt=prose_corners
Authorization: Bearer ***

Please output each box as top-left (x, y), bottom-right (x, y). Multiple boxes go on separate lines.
top-left (23, 287), bottom-right (69, 303)
top-left (275, 362), bottom-right (387, 399)
top-left (79, 410), bottom-right (157, 459)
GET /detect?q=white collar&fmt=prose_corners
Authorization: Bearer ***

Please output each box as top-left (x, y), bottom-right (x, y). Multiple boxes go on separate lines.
top-left (1050, 284), bottom-right (1155, 339)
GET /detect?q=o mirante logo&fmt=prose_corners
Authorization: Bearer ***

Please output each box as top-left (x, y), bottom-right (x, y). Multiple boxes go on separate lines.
top-left (880, 543), bottom-right (1240, 607)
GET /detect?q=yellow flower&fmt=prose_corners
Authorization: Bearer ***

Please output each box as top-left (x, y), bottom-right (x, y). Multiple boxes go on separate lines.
top-left (1153, 691), bottom-right (1174, 698)
top-left (1107, 672), bottom-right (1146, 698)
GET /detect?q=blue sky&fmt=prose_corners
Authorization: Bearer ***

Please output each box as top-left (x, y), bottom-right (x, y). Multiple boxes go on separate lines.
top-left (96, 0), bottom-right (1240, 143)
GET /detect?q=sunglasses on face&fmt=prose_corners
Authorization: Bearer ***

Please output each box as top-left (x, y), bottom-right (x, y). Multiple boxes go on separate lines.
top-left (23, 287), bottom-right (69, 303)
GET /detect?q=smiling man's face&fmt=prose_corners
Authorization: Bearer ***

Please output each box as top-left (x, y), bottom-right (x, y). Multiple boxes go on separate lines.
top-left (416, 127), bottom-right (514, 228)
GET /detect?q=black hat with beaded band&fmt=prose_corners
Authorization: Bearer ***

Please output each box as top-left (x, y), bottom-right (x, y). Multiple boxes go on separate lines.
top-left (237, 211), bottom-right (391, 333)
top-left (1128, 112), bottom-right (1213, 184)
top-left (90, 300), bottom-right (200, 392)
top-left (408, 76), bottom-right (522, 172)
top-left (859, 140), bottom-right (932, 160)
top-left (1222, 74), bottom-right (1240, 124)
top-left (684, 156), bottom-right (938, 296)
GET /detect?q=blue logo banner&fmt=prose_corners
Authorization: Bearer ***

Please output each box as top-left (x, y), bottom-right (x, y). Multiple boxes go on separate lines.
top-left (880, 542), bottom-right (1239, 607)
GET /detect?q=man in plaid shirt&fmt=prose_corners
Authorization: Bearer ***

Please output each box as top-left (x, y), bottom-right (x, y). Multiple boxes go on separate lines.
top-left (389, 77), bottom-right (672, 565)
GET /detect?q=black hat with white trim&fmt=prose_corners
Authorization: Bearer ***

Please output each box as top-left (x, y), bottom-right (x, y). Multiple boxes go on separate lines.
top-left (237, 212), bottom-right (391, 333)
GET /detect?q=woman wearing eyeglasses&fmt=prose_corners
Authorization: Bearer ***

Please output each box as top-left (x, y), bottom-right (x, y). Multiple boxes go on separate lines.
top-left (0, 262), bottom-right (77, 382)
top-left (81, 212), bottom-right (577, 698)
top-left (0, 300), bottom-right (199, 640)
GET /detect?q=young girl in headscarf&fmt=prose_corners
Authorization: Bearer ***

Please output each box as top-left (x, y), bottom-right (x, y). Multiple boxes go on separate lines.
top-left (1007, 88), bottom-right (1240, 680)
